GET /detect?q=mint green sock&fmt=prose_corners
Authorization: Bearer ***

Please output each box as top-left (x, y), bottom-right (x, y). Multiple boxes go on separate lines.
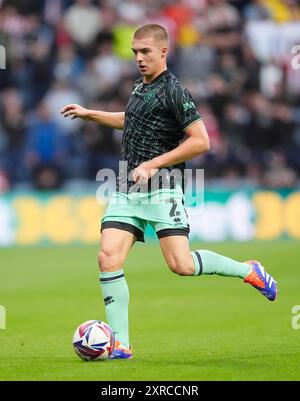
top-left (191, 250), bottom-right (251, 279)
top-left (99, 269), bottom-right (129, 348)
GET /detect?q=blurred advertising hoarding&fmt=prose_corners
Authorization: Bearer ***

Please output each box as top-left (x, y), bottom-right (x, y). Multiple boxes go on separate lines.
top-left (0, 189), bottom-right (299, 246)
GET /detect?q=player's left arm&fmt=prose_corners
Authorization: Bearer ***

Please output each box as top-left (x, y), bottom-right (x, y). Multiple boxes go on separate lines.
top-left (132, 120), bottom-right (210, 184)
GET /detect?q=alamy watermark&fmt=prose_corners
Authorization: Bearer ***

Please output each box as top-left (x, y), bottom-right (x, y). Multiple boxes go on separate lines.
top-left (291, 45), bottom-right (300, 70)
top-left (0, 45), bottom-right (6, 70)
top-left (95, 162), bottom-right (204, 210)
top-left (0, 305), bottom-right (6, 329)
top-left (291, 305), bottom-right (300, 330)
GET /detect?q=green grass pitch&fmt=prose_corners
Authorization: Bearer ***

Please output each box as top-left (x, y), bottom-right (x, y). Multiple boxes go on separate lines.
top-left (0, 241), bottom-right (300, 381)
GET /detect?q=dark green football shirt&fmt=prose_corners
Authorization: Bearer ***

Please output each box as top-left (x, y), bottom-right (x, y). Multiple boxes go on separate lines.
top-left (118, 70), bottom-right (202, 192)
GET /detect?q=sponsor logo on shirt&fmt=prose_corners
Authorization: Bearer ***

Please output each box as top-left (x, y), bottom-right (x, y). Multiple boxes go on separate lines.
top-left (183, 101), bottom-right (195, 111)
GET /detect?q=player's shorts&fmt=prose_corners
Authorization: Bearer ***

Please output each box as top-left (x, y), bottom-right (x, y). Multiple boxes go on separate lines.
top-left (101, 187), bottom-right (189, 242)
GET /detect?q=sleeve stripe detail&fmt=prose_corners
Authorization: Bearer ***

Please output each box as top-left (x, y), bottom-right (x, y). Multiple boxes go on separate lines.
top-left (183, 117), bottom-right (203, 131)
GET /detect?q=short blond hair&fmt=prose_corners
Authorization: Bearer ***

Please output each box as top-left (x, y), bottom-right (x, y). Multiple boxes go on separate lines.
top-left (133, 24), bottom-right (168, 44)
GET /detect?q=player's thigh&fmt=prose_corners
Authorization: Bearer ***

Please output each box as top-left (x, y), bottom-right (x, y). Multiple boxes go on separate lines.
top-left (159, 235), bottom-right (194, 276)
top-left (98, 228), bottom-right (136, 272)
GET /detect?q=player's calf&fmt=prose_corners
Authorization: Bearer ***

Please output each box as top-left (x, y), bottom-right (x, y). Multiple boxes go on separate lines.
top-left (167, 255), bottom-right (195, 276)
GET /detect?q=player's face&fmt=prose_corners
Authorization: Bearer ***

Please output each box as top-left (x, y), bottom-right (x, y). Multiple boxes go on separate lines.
top-left (131, 36), bottom-right (167, 78)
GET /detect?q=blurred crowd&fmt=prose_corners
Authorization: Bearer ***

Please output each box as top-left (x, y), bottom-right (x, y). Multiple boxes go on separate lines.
top-left (0, 0), bottom-right (300, 191)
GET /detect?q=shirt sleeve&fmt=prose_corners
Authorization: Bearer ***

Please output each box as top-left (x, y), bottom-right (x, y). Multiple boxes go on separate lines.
top-left (167, 83), bottom-right (202, 131)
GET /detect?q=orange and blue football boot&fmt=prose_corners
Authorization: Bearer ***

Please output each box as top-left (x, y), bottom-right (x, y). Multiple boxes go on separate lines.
top-left (244, 260), bottom-right (278, 301)
top-left (109, 341), bottom-right (133, 360)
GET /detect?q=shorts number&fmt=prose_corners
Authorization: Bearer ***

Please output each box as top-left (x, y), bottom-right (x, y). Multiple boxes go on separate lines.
top-left (166, 198), bottom-right (180, 217)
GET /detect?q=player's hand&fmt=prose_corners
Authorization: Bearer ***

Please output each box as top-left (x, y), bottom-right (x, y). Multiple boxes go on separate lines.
top-left (132, 161), bottom-right (158, 185)
top-left (60, 104), bottom-right (90, 120)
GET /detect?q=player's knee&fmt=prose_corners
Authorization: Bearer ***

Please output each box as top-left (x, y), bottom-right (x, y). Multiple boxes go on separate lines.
top-left (98, 249), bottom-right (124, 272)
top-left (168, 257), bottom-right (194, 276)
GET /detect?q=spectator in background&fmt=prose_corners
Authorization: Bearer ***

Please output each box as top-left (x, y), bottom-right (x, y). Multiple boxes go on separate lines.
top-left (93, 32), bottom-right (126, 96)
top-left (265, 0), bottom-right (300, 23)
top-left (212, 52), bottom-right (246, 99)
top-left (117, 0), bottom-right (146, 24)
top-left (0, 88), bottom-right (27, 182)
top-left (0, 169), bottom-right (10, 193)
top-left (263, 151), bottom-right (297, 188)
top-left (163, 0), bottom-right (194, 39)
top-left (25, 37), bottom-right (54, 108)
top-left (206, 0), bottom-right (241, 29)
top-left (144, 2), bottom-right (177, 56)
top-left (177, 39), bottom-right (216, 83)
top-left (64, 0), bottom-right (102, 53)
top-left (241, 44), bottom-right (261, 91)
top-left (0, 125), bottom-right (8, 180)
top-left (54, 43), bottom-right (85, 83)
top-left (43, 0), bottom-right (74, 27)
top-left (244, 0), bottom-right (272, 21)
top-left (25, 102), bottom-right (68, 189)
top-left (112, 21), bottom-right (138, 61)
top-left (77, 58), bottom-right (105, 103)
top-left (96, 1), bottom-right (118, 33)
top-left (44, 79), bottom-right (83, 135)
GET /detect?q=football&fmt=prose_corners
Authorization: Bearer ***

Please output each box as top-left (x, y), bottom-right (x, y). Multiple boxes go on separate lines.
top-left (73, 320), bottom-right (115, 361)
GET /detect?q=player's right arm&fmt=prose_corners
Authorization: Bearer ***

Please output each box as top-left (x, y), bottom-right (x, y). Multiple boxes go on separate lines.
top-left (60, 104), bottom-right (125, 130)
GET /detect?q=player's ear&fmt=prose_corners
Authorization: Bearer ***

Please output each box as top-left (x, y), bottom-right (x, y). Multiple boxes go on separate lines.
top-left (161, 47), bottom-right (168, 58)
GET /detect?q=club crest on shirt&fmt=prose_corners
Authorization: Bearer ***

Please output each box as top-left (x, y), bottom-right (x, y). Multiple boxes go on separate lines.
top-left (144, 90), bottom-right (156, 102)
